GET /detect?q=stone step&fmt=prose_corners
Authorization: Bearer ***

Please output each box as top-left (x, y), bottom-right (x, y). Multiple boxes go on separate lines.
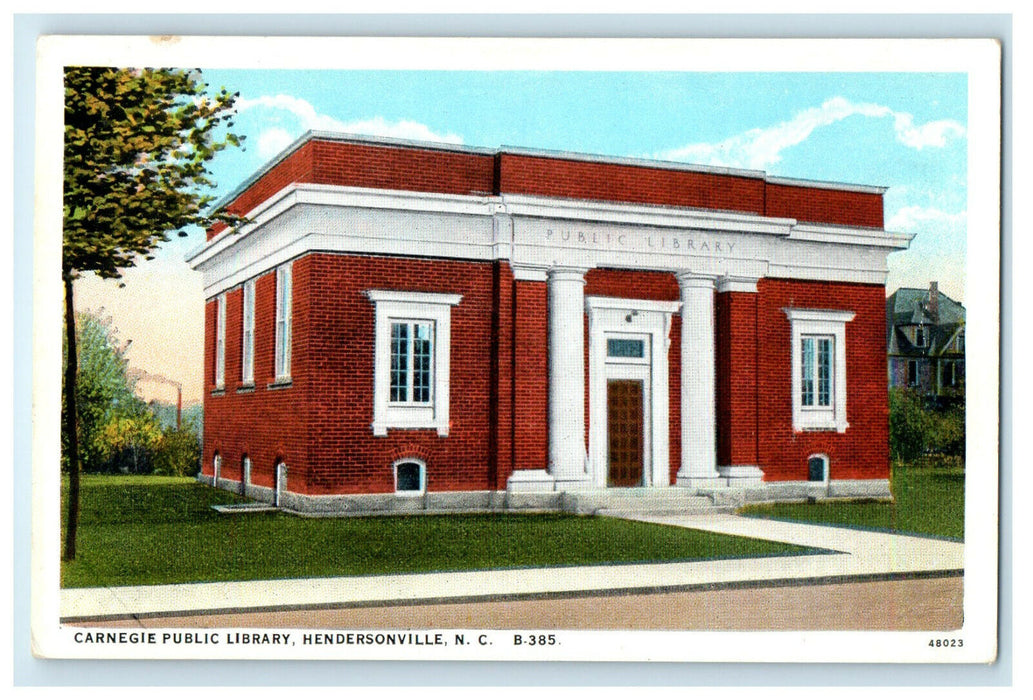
top-left (560, 489), bottom-right (724, 515)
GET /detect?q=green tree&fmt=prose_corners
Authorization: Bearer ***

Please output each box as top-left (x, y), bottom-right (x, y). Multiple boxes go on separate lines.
top-left (888, 388), bottom-right (932, 463)
top-left (62, 311), bottom-right (143, 473)
top-left (63, 67), bottom-right (244, 560)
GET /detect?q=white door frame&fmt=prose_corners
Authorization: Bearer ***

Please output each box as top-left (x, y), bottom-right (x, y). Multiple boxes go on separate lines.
top-left (586, 296), bottom-right (680, 489)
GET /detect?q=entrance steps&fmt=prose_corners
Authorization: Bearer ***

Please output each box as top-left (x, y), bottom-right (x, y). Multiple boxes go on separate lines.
top-left (559, 488), bottom-right (732, 516)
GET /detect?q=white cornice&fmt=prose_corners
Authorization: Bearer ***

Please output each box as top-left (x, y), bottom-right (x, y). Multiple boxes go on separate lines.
top-left (188, 182), bottom-right (914, 298)
top-left (585, 296), bottom-right (682, 315)
top-left (790, 223), bottom-right (914, 249)
top-left (187, 183), bottom-right (497, 268)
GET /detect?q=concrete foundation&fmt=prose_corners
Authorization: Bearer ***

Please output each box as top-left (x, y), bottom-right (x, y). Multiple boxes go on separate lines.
top-left (199, 474), bottom-right (892, 517)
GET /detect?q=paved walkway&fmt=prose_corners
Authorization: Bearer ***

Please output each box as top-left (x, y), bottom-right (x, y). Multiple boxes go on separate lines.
top-left (60, 514), bottom-right (964, 622)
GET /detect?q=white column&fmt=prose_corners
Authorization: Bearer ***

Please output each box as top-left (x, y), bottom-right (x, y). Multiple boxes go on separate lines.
top-left (676, 272), bottom-right (722, 488)
top-left (548, 266), bottom-right (590, 487)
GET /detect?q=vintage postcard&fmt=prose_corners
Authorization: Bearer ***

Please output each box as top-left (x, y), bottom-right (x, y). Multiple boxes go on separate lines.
top-left (30, 35), bottom-right (1000, 664)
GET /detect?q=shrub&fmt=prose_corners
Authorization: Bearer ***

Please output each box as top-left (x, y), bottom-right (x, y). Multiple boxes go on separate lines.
top-left (151, 424), bottom-right (202, 477)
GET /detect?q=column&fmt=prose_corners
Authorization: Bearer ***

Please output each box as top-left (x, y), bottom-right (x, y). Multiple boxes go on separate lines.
top-left (676, 272), bottom-right (722, 488)
top-left (547, 266), bottom-right (589, 486)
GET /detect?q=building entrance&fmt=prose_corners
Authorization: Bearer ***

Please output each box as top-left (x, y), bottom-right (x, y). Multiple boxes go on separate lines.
top-left (607, 379), bottom-right (645, 487)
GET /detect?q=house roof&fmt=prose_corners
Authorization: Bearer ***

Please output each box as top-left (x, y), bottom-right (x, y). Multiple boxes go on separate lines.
top-left (886, 287), bottom-right (965, 355)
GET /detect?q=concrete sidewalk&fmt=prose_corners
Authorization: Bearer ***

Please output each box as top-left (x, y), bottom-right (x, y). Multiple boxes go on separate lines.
top-left (60, 514), bottom-right (964, 622)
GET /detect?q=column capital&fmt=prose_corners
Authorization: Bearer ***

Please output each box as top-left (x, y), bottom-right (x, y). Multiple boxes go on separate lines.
top-left (547, 266), bottom-right (589, 284)
top-left (716, 275), bottom-right (759, 294)
top-left (675, 271), bottom-right (717, 290)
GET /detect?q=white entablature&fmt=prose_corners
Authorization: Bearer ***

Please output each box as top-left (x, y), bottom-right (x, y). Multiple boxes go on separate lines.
top-left (186, 183), bottom-right (913, 298)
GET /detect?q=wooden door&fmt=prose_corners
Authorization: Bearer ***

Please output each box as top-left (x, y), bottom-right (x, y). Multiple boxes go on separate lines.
top-left (607, 379), bottom-right (644, 487)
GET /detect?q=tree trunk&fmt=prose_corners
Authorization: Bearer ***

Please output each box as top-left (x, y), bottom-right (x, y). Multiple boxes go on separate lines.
top-left (62, 275), bottom-right (80, 562)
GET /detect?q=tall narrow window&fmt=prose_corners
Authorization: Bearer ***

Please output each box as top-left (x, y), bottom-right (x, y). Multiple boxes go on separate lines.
top-left (915, 327), bottom-right (926, 348)
top-left (800, 336), bottom-right (832, 407)
top-left (241, 279), bottom-right (255, 385)
top-left (908, 359), bottom-right (919, 387)
top-left (389, 321), bottom-right (434, 404)
top-left (214, 294), bottom-right (226, 388)
top-left (784, 308), bottom-right (854, 433)
top-left (275, 263), bottom-right (293, 381)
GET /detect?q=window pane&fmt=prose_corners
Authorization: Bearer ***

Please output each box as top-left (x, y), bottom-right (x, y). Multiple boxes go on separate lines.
top-left (808, 456), bottom-right (826, 481)
top-left (801, 337), bottom-right (814, 406)
top-left (817, 338), bottom-right (831, 406)
top-left (390, 323), bottom-right (408, 402)
top-left (412, 323), bottom-right (433, 403)
top-left (607, 338), bottom-right (644, 358)
top-left (396, 462), bottom-right (421, 492)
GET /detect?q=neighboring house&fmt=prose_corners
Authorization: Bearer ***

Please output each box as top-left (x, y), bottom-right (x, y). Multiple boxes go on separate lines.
top-left (887, 282), bottom-right (966, 399)
top-left (186, 131), bottom-right (912, 514)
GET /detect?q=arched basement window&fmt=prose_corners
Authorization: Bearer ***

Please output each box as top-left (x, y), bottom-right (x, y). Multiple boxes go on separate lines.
top-left (808, 454), bottom-right (829, 483)
top-left (393, 459), bottom-right (425, 495)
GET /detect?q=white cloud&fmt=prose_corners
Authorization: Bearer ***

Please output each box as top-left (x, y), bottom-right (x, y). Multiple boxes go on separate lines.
top-left (257, 127), bottom-right (296, 160)
top-left (655, 97), bottom-right (965, 170)
top-left (235, 94), bottom-right (464, 160)
top-left (886, 205), bottom-right (967, 234)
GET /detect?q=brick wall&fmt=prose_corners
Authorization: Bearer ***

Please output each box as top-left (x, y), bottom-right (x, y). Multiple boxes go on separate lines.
top-left (201, 261), bottom-right (310, 494)
top-left (498, 153), bottom-right (766, 216)
top-left (301, 254), bottom-right (496, 495)
top-left (510, 279), bottom-right (549, 473)
top-left (764, 182), bottom-right (884, 228)
top-left (754, 278), bottom-right (890, 481)
top-left (716, 291), bottom-right (759, 467)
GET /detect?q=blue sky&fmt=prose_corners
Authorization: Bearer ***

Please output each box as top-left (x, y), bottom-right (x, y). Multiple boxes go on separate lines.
top-left (74, 69), bottom-right (969, 402)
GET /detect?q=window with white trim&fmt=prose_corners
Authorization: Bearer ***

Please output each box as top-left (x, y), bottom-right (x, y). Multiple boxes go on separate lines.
top-left (214, 294), bottom-right (226, 388)
top-left (274, 263), bottom-right (293, 381)
top-left (367, 290), bottom-right (462, 436)
top-left (784, 308), bottom-right (854, 432)
top-left (241, 279), bottom-right (255, 385)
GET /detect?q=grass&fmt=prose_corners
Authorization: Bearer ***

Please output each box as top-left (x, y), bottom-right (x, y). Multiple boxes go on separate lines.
top-left (61, 474), bottom-right (813, 589)
top-left (739, 462), bottom-right (965, 541)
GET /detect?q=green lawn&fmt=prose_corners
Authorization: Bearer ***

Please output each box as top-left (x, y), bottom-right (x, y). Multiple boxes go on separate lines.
top-left (739, 463), bottom-right (965, 540)
top-left (62, 475), bottom-right (814, 589)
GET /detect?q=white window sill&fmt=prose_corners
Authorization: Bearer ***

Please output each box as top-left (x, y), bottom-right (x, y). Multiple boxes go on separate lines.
top-left (372, 421), bottom-right (449, 437)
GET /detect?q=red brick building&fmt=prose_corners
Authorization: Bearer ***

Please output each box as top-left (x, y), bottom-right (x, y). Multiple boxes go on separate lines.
top-left (186, 132), bottom-right (912, 513)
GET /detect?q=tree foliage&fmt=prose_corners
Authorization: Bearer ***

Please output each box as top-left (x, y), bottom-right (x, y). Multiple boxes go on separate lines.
top-left (62, 67), bottom-right (244, 560)
top-left (889, 388), bottom-right (966, 464)
top-left (63, 67), bottom-right (244, 280)
top-left (62, 312), bottom-right (145, 472)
